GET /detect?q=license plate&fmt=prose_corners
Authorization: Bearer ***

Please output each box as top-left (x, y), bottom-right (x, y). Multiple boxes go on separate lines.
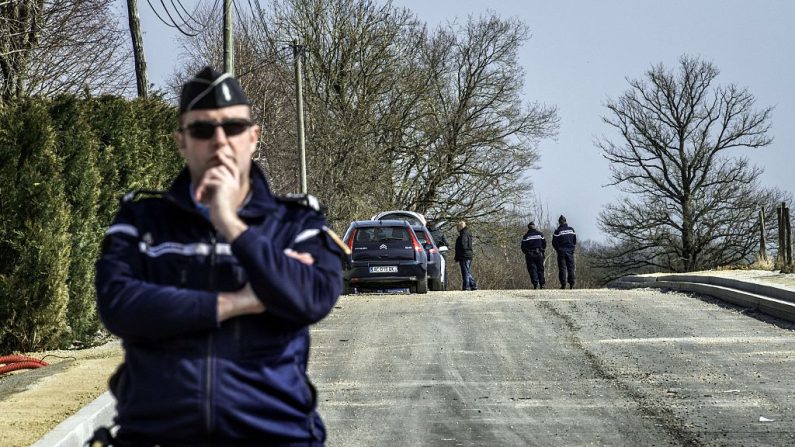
top-left (369, 266), bottom-right (397, 273)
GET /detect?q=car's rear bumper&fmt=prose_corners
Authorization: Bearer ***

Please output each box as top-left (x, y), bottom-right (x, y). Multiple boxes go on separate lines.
top-left (344, 263), bottom-right (427, 286)
top-left (350, 276), bottom-right (418, 285)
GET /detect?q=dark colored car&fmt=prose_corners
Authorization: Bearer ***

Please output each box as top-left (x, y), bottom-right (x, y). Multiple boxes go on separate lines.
top-left (411, 224), bottom-right (447, 291)
top-left (342, 220), bottom-right (428, 294)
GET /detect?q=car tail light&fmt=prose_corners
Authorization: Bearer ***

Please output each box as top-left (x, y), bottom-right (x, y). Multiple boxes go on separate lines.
top-left (346, 229), bottom-right (357, 250)
top-left (409, 229), bottom-right (424, 253)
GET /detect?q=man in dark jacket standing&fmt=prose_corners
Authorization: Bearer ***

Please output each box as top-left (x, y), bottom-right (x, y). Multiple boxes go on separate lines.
top-left (552, 215), bottom-right (577, 289)
top-left (454, 220), bottom-right (478, 291)
top-left (95, 67), bottom-right (345, 446)
top-left (521, 221), bottom-right (546, 289)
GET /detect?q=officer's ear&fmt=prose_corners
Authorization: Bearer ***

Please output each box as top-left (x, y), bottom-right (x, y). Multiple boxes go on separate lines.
top-left (248, 124), bottom-right (260, 157)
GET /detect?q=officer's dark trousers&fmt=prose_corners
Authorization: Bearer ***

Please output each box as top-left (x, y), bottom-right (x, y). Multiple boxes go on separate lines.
top-left (525, 254), bottom-right (545, 287)
top-left (556, 250), bottom-right (576, 286)
top-left (458, 259), bottom-right (478, 290)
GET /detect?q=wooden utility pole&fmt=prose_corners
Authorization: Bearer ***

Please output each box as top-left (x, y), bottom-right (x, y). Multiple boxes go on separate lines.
top-left (223, 0), bottom-right (234, 75)
top-left (784, 206), bottom-right (792, 266)
top-left (759, 208), bottom-right (767, 262)
top-left (777, 202), bottom-right (793, 266)
top-left (778, 204), bottom-right (784, 264)
top-left (292, 39), bottom-right (307, 194)
top-left (126, 0), bottom-right (149, 98)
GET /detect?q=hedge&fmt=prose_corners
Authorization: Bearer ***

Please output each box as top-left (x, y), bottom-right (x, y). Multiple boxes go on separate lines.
top-left (0, 96), bottom-right (182, 352)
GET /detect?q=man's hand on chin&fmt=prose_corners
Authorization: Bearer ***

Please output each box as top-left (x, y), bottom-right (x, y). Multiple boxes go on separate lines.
top-left (195, 152), bottom-right (248, 241)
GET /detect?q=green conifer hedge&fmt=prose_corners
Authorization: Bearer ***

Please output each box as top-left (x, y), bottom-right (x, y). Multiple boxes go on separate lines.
top-left (0, 96), bottom-right (182, 352)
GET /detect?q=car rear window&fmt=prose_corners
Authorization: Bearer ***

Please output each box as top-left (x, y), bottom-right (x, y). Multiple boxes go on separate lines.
top-left (377, 213), bottom-right (424, 226)
top-left (355, 226), bottom-right (410, 244)
top-left (350, 225), bottom-right (416, 261)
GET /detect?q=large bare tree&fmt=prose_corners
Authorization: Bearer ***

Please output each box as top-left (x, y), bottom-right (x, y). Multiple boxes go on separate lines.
top-left (597, 55), bottom-right (786, 274)
top-left (0, 0), bottom-right (131, 102)
top-left (397, 14), bottom-right (558, 224)
top-left (172, 0), bottom-right (558, 231)
top-left (258, 0), bottom-right (426, 223)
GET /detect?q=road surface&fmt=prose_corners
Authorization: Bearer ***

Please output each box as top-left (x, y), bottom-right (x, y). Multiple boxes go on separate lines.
top-left (309, 288), bottom-right (795, 446)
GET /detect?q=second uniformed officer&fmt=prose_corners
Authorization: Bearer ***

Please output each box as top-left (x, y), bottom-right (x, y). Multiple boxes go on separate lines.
top-left (95, 67), bottom-right (344, 446)
top-left (521, 221), bottom-right (546, 289)
top-left (552, 215), bottom-right (577, 289)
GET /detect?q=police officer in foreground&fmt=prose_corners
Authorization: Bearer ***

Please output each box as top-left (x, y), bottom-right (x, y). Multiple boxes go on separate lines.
top-left (521, 221), bottom-right (546, 289)
top-left (95, 67), bottom-right (345, 446)
top-left (552, 214), bottom-right (577, 289)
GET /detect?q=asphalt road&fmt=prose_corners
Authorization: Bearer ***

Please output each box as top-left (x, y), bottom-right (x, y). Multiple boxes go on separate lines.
top-left (308, 288), bottom-right (795, 446)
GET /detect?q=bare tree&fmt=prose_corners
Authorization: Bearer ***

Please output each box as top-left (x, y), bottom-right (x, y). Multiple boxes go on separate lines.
top-left (0, 0), bottom-right (131, 102)
top-left (597, 55), bottom-right (784, 274)
top-left (397, 14), bottom-right (558, 226)
top-left (262, 0), bottom-right (425, 223)
top-left (0, 0), bottom-right (43, 101)
top-left (172, 1), bottom-right (558, 233)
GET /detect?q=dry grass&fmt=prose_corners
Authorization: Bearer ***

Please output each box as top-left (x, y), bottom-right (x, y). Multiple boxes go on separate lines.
top-left (714, 258), bottom-right (774, 271)
top-left (780, 263), bottom-right (795, 274)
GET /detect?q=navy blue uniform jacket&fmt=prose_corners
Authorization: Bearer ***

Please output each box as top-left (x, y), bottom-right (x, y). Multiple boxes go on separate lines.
top-left (552, 224), bottom-right (577, 252)
top-left (521, 229), bottom-right (546, 256)
top-left (95, 166), bottom-right (343, 446)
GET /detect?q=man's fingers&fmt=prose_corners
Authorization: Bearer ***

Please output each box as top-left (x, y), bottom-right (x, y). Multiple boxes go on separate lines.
top-left (196, 161), bottom-right (236, 204)
top-left (212, 152), bottom-right (239, 181)
top-left (195, 176), bottom-right (222, 204)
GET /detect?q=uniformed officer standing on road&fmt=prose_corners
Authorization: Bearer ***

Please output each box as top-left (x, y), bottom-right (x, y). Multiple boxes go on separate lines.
top-left (95, 67), bottom-right (344, 446)
top-left (552, 215), bottom-right (577, 289)
top-left (521, 221), bottom-right (546, 289)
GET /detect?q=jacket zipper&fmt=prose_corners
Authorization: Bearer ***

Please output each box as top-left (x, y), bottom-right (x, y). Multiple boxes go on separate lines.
top-left (205, 231), bottom-right (217, 435)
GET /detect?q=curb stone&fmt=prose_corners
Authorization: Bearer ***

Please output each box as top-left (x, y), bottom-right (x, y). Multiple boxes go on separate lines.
top-left (30, 391), bottom-right (115, 447)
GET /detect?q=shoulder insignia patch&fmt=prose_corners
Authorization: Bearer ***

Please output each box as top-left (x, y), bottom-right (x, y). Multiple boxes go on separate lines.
top-left (278, 193), bottom-right (325, 213)
top-left (122, 189), bottom-right (165, 203)
top-left (323, 226), bottom-right (351, 256)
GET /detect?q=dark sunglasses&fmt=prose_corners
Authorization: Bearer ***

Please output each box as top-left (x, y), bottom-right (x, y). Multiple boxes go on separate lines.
top-left (180, 119), bottom-right (254, 139)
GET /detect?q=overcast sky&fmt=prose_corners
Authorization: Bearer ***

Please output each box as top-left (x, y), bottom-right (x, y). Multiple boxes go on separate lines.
top-left (118, 0), bottom-right (795, 242)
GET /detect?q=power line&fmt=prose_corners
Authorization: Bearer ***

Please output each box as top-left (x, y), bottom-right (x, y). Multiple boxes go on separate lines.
top-left (172, 0), bottom-right (205, 29)
top-left (168, 0), bottom-right (202, 34)
top-left (161, 0), bottom-right (202, 35)
top-left (144, 0), bottom-right (218, 37)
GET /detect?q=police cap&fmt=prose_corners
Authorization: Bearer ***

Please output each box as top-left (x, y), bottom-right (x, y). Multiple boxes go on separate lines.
top-left (179, 66), bottom-right (249, 114)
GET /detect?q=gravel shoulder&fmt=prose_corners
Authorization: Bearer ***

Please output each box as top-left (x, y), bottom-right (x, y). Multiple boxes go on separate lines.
top-left (0, 340), bottom-right (123, 447)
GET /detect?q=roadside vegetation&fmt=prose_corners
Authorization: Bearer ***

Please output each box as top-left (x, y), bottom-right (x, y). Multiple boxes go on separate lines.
top-left (0, 96), bottom-right (182, 352)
